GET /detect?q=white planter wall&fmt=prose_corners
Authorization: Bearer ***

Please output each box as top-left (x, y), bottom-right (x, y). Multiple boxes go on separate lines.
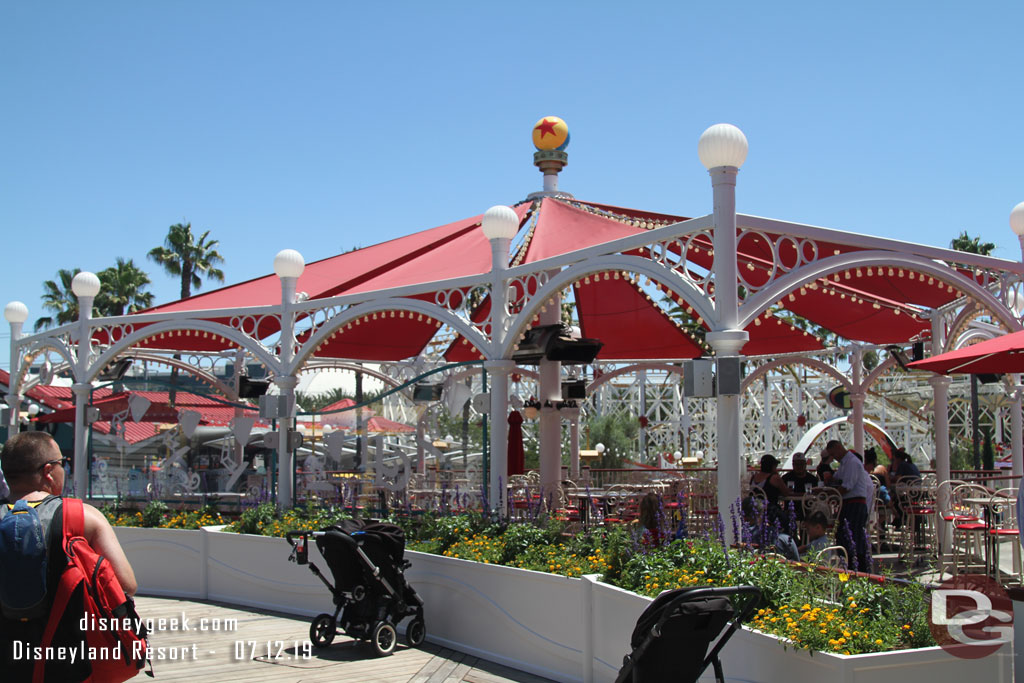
top-left (115, 527), bottom-right (1012, 682)
top-left (113, 527), bottom-right (205, 599)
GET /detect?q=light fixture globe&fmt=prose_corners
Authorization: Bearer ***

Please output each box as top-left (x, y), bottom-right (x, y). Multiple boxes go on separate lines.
top-left (4, 301), bottom-right (28, 324)
top-left (481, 205), bottom-right (519, 240)
top-left (698, 123), bottom-right (748, 170)
top-left (273, 249), bottom-right (305, 279)
top-left (28, 404), bottom-right (39, 417)
top-left (71, 271), bottom-right (101, 298)
top-left (595, 442), bottom-right (606, 454)
top-left (1010, 202), bottom-right (1024, 237)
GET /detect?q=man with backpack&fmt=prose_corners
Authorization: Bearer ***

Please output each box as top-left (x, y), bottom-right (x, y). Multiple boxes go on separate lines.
top-left (1, 431), bottom-right (141, 682)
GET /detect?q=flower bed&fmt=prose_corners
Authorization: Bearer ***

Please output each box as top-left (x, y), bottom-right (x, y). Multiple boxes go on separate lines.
top-left (112, 520), bottom-right (1011, 682)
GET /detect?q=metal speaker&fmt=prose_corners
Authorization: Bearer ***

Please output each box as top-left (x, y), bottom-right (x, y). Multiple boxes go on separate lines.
top-left (716, 357), bottom-right (742, 396)
top-left (683, 359), bottom-right (714, 398)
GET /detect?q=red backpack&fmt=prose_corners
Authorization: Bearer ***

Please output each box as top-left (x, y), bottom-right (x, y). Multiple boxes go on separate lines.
top-left (34, 498), bottom-right (150, 683)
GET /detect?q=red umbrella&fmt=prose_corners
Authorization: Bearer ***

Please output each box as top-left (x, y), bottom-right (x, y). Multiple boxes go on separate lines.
top-left (507, 410), bottom-right (525, 477)
top-left (907, 330), bottom-right (1024, 375)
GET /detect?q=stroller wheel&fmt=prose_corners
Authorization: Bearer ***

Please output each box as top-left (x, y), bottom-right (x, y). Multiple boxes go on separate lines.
top-left (371, 621), bottom-right (397, 656)
top-left (310, 613), bottom-right (337, 648)
top-left (405, 618), bottom-right (426, 648)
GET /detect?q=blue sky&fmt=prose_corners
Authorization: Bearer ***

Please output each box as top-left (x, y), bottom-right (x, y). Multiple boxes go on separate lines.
top-left (3, 2), bottom-right (1023, 368)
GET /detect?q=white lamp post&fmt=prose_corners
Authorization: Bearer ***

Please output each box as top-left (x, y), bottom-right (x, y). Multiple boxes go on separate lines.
top-left (71, 271), bottom-right (101, 498)
top-left (1010, 201), bottom-right (1024, 260)
top-left (699, 123), bottom-right (749, 544)
top-left (482, 205), bottom-right (519, 515)
top-left (1010, 203), bottom-right (1024, 479)
top-left (273, 249), bottom-right (305, 509)
top-left (5, 301), bottom-right (29, 437)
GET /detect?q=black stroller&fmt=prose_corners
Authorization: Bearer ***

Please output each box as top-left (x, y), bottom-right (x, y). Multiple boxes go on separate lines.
top-left (286, 519), bottom-right (425, 656)
top-left (614, 586), bottom-right (762, 683)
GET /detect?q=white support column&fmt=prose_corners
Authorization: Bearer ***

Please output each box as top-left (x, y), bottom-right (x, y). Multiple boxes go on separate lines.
top-left (929, 373), bottom-right (952, 554)
top-left (486, 360), bottom-right (515, 514)
top-left (851, 345), bottom-right (865, 454)
top-left (5, 304), bottom-right (26, 438)
top-left (1011, 377), bottom-right (1023, 479)
top-left (273, 249), bottom-right (304, 510)
top-left (70, 272), bottom-right (100, 501)
top-left (72, 383), bottom-right (90, 498)
top-left (274, 375), bottom-right (297, 508)
top-left (565, 407), bottom-right (581, 479)
top-left (481, 205), bottom-right (519, 516)
top-left (539, 293), bottom-right (562, 496)
top-left (700, 122), bottom-right (749, 545)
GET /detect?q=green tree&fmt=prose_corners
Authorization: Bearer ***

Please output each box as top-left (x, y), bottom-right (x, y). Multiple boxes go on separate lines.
top-left (950, 231), bottom-right (995, 256)
top-left (33, 268), bottom-right (81, 331)
top-left (586, 413), bottom-right (639, 468)
top-left (95, 257), bottom-right (154, 316)
top-left (148, 222), bottom-right (225, 403)
top-left (148, 222), bottom-right (225, 300)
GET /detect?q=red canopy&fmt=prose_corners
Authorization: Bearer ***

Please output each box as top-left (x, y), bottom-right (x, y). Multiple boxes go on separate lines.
top-left (907, 331), bottom-right (1024, 375)
top-left (106, 195), bottom-right (985, 362)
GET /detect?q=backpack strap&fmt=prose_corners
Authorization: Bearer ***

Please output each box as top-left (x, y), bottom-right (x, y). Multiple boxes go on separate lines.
top-left (31, 498), bottom-right (87, 683)
top-left (62, 497), bottom-right (85, 540)
top-left (33, 551), bottom-right (85, 683)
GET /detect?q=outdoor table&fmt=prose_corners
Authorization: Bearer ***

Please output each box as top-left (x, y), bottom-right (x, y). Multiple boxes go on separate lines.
top-left (566, 489), bottom-right (611, 527)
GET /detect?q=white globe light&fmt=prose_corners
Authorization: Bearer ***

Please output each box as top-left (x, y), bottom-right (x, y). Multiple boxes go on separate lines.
top-left (698, 123), bottom-right (748, 170)
top-left (273, 249), bottom-right (305, 279)
top-left (322, 424), bottom-right (334, 435)
top-left (296, 423), bottom-right (308, 434)
top-left (71, 271), bottom-right (101, 298)
top-left (673, 450), bottom-right (682, 459)
top-left (480, 205), bottom-right (519, 240)
top-left (28, 403), bottom-right (40, 416)
top-left (595, 442), bottom-right (606, 454)
top-left (1010, 202), bottom-right (1024, 237)
top-left (4, 301), bottom-right (29, 324)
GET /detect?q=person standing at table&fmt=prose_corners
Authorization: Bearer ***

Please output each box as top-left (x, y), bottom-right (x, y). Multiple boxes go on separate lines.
top-left (823, 439), bottom-right (874, 573)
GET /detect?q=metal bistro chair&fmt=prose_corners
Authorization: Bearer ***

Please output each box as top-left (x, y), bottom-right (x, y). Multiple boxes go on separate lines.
top-left (987, 488), bottom-right (1021, 585)
top-left (950, 483), bottom-right (993, 576)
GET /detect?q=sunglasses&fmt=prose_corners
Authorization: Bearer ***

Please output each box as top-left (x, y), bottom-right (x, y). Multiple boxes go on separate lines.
top-left (39, 457), bottom-right (70, 470)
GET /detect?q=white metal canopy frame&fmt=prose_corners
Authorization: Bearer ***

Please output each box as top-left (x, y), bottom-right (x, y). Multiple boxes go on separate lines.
top-left (7, 123), bottom-right (1024, 530)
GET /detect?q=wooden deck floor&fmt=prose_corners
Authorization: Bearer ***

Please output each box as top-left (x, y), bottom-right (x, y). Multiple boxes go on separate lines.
top-left (133, 596), bottom-right (556, 683)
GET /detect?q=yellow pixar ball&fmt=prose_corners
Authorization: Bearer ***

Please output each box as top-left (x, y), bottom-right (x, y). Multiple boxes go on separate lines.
top-left (532, 116), bottom-right (570, 151)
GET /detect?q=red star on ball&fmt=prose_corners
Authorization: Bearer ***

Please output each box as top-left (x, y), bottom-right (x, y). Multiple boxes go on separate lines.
top-left (535, 118), bottom-right (559, 138)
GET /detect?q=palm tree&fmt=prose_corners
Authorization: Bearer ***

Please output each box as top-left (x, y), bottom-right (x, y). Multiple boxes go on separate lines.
top-left (95, 258), bottom-right (154, 316)
top-left (148, 222), bottom-right (225, 404)
top-left (950, 231), bottom-right (996, 256)
top-left (148, 222), bottom-right (225, 300)
top-left (34, 268), bottom-right (81, 331)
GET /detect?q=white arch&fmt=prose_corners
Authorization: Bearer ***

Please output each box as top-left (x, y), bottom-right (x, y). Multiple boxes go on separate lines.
top-left (86, 320), bottom-right (279, 384)
top-left (121, 351), bottom-right (240, 400)
top-left (861, 356), bottom-right (901, 393)
top-left (586, 362), bottom-right (685, 393)
top-left (10, 339), bottom-right (76, 398)
top-left (741, 356), bottom-right (853, 393)
top-left (739, 251), bottom-right (1021, 332)
top-left (293, 297), bottom-right (492, 373)
top-left (301, 360), bottom-right (404, 389)
top-left (783, 416), bottom-right (898, 469)
top-left (501, 255), bottom-right (717, 359)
